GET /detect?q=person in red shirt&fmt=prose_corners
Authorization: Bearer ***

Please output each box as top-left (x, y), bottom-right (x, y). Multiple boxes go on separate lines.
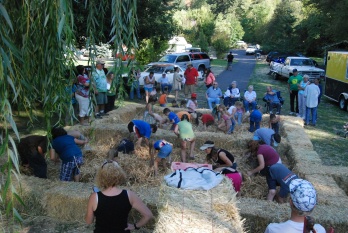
top-left (184, 62), bottom-right (199, 98)
top-left (196, 112), bottom-right (215, 130)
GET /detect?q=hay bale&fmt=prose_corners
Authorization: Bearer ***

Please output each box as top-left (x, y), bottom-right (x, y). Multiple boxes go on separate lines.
top-left (154, 177), bottom-right (245, 233)
top-left (43, 181), bottom-right (90, 221)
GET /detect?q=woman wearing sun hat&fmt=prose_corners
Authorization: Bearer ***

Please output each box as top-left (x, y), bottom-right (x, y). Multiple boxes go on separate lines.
top-left (200, 141), bottom-right (242, 192)
top-left (264, 179), bottom-right (325, 233)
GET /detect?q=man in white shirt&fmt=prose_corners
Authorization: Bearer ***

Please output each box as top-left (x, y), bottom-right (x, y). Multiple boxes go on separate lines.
top-left (304, 80), bottom-right (320, 126)
top-left (264, 179), bottom-right (326, 233)
top-left (223, 81), bottom-right (240, 107)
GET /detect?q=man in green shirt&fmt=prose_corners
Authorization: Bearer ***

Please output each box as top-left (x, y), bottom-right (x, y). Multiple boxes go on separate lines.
top-left (287, 69), bottom-right (302, 115)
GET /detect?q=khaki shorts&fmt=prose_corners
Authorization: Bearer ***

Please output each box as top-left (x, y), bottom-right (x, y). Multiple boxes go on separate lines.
top-left (184, 84), bottom-right (195, 96)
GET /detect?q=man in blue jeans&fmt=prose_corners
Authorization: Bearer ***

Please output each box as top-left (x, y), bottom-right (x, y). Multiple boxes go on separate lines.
top-left (304, 80), bottom-right (320, 126)
top-left (206, 82), bottom-right (222, 110)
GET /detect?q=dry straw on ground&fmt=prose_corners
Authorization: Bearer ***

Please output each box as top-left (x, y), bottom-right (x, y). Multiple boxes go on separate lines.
top-left (154, 177), bottom-right (245, 233)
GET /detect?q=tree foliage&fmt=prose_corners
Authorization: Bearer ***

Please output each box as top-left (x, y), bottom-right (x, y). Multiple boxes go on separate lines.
top-left (0, 0), bottom-right (138, 228)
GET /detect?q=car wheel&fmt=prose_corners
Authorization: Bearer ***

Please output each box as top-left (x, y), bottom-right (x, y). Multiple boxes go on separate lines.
top-left (339, 95), bottom-right (348, 111)
top-left (198, 65), bottom-right (205, 76)
top-left (272, 72), bottom-right (279, 80)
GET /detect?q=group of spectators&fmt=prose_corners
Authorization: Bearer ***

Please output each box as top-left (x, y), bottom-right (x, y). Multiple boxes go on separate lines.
top-left (288, 69), bottom-right (322, 126)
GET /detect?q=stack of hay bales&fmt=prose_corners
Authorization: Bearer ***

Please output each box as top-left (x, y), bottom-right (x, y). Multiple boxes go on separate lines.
top-left (154, 177), bottom-right (245, 233)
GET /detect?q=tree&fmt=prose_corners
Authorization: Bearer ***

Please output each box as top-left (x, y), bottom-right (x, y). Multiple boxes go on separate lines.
top-left (0, 0), bottom-right (138, 229)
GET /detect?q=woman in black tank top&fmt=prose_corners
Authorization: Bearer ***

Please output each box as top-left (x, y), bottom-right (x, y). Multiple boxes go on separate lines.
top-left (200, 140), bottom-right (237, 172)
top-left (85, 161), bottom-right (153, 233)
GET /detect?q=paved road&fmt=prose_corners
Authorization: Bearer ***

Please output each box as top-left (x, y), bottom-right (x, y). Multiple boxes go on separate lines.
top-left (216, 49), bottom-right (257, 93)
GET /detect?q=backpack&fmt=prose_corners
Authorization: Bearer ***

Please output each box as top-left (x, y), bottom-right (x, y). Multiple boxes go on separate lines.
top-left (117, 139), bottom-right (134, 154)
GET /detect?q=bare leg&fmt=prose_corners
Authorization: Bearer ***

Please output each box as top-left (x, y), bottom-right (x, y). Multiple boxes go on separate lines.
top-left (175, 90), bottom-right (178, 101)
top-left (189, 139), bottom-right (195, 159)
top-left (267, 189), bottom-right (276, 201)
top-left (145, 91), bottom-right (149, 103)
top-left (74, 174), bottom-right (81, 182)
top-left (154, 157), bottom-right (161, 176)
top-left (181, 140), bottom-right (187, 162)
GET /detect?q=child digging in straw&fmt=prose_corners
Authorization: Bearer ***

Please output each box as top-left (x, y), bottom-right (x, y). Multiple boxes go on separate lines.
top-left (150, 139), bottom-right (173, 176)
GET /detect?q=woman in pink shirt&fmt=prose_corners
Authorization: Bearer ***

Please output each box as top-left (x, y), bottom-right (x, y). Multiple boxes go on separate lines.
top-left (204, 68), bottom-right (215, 89)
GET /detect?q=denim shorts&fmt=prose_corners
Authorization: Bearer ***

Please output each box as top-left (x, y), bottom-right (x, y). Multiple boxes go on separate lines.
top-left (158, 144), bottom-right (172, 158)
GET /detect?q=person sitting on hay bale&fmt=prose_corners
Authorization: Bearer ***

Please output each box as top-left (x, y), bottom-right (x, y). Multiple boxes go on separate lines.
top-left (186, 92), bottom-right (198, 113)
top-left (200, 140), bottom-right (242, 193)
top-left (264, 179), bottom-right (325, 233)
top-left (245, 140), bottom-right (282, 201)
top-left (50, 127), bottom-right (87, 182)
top-left (150, 139), bottom-right (173, 176)
top-left (18, 135), bottom-right (48, 179)
top-left (196, 112), bottom-right (215, 130)
top-left (85, 160), bottom-right (153, 232)
top-left (174, 114), bottom-right (196, 162)
top-left (253, 128), bottom-right (281, 147)
top-left (163, 108), bottom-right (180, 131)
top-left (107, 138), bottom-right (135, 161)
top-left (268, 163), bottom-right (298, 203)
top-left (127, 120), bottom-right (157, 148)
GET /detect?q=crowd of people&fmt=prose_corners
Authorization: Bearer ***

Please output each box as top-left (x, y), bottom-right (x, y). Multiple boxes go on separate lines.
top-left (16, 59), bottom-right (327, 232)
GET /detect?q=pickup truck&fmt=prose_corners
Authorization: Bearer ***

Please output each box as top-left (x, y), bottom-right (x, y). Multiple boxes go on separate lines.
top-left (148, 52), bottom-right (211, 74)
top-left (271, 57), bottom-right (324, 80)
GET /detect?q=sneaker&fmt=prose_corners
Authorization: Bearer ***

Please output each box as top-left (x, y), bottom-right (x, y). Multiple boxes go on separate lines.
top-left (289, 112), bottom-right (294, 115)
top-left (269, 111), bottom-right (273, 114)
top-left (276, 112), bottom-right (280, 114)
top-left (246, 111), bottom-right (250, 114)
top-left (100, 112), bottom-right (109, 116)
top-left (95, 114), bottom-right (102, 119)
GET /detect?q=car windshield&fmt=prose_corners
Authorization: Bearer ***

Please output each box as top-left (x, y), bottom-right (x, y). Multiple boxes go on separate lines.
top-left (290, 59), bottom-right (314, 66)
top-left (145, 65), bottom-right (174, 73)
top-left (159, 55), bottom-right (176, 63)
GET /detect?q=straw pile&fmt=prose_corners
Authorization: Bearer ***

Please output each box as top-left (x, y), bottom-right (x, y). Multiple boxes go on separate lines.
top-left (154, 177), bottom-right (245, 233)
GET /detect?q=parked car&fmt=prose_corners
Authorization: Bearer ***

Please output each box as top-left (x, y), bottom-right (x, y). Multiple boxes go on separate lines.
top-left (138, 63), bottom-right (185, 86)
top-left (245, 46), bottom-right (257, 55)
top-left (149, 52), bottom-right (211, 74)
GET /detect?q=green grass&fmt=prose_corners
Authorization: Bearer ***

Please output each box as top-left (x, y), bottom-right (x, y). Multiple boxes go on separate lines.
top-left (249, 62), bottom-right (348, 166)
top-left (211, 59), bottom-right (226, 67)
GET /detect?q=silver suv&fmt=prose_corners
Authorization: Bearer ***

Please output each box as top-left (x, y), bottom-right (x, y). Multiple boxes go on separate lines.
top-left (150, 52), bottom-right (211, 73)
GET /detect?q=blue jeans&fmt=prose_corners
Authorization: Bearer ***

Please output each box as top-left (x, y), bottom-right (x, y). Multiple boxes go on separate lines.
top-left (305, 107), bottom-right (317, 125)
top-left (235, 112), bottom-right (242, 125)
top-left (161, 83), bottom-right (172, 93)
top-left (229, 118), bottom-right (236, 133)
top-left (207, 97), bottom-right (220, 110)
top-left (244, 100), bottom-right (257, 111)
top-left (249, 120), bottom-right (260, 132)
top-left (130, 81), bottom-right (141, 100)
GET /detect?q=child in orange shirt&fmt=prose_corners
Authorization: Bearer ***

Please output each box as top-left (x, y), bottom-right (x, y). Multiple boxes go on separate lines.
top-left (159, 91), bottom-right (167, 107)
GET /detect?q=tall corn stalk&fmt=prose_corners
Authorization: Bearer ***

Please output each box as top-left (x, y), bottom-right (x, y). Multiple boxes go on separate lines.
top-left (0, 0), bottom-right (137, 229)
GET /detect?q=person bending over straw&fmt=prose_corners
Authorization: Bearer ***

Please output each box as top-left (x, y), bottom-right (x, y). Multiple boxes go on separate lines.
top-left (150, 139), bottom-right (173, 176)
top-left (127, 120), bottom-right (157, 148)
top-left (50, 127), bottom-right (87, 182)
top-left (174, 114), bottom-right (196, 162)
top-left (85, 160), bottom-right (153, 232)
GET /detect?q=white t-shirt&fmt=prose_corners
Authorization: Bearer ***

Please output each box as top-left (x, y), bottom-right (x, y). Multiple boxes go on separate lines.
top-left (244, 90), bottom-right (257, 102)
top-left (227, 106), bottom-right (236, 115)
top-left (264, 220), bottom-right (326, 233)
